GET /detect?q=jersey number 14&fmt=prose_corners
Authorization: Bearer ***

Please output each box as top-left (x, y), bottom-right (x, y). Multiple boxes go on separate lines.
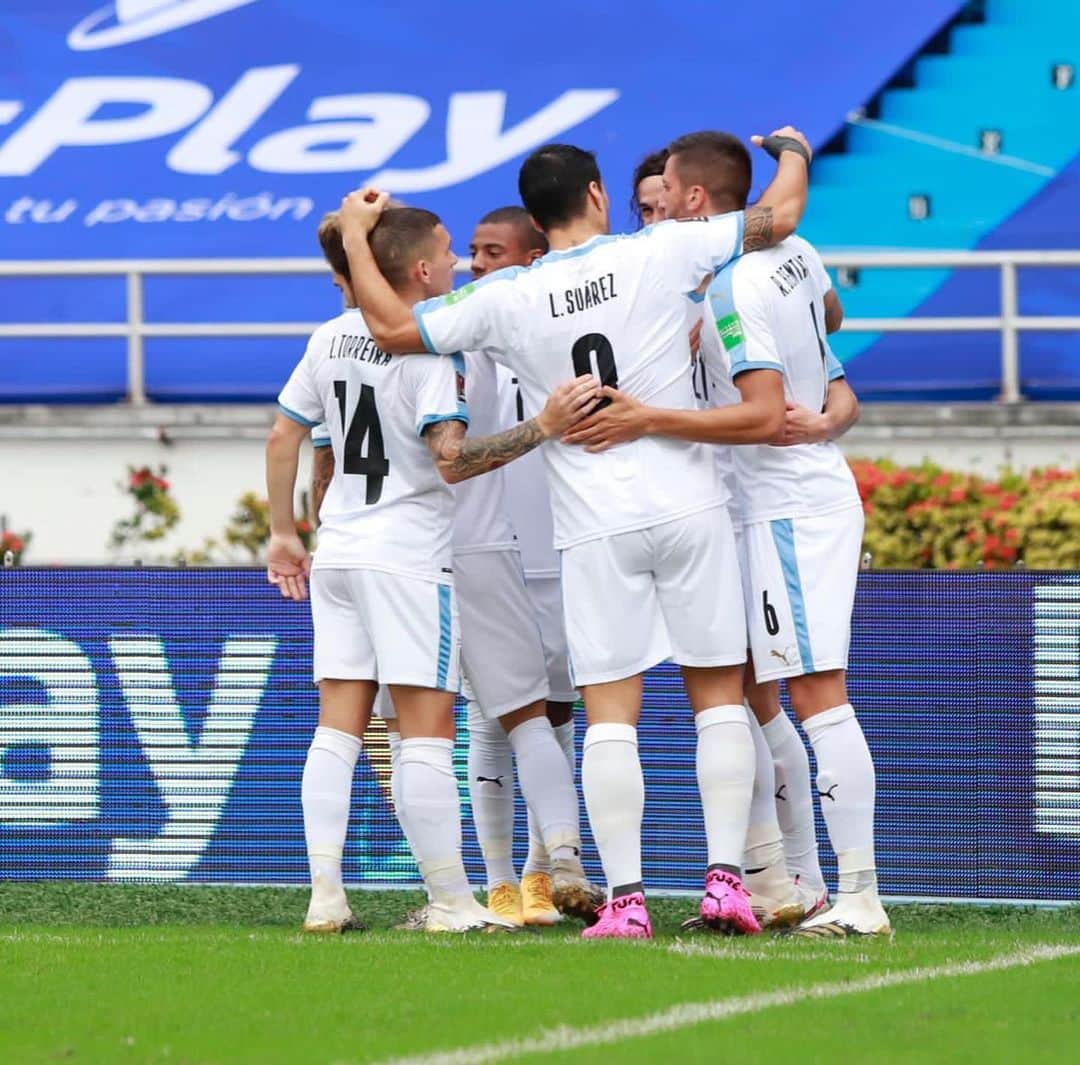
top-left (334, 380), bottom-right (389, 505)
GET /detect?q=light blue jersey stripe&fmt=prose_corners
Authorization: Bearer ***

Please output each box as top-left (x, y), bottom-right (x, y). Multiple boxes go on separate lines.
top-left (278, 403), bottom-right (319, 428)
top-left (417, 411), bottom-right (468, 437)
top-left (732, 209), bottom-right (744, 258)
top-left (707, 266), bottom-right (746, 369)
top-left (770, 518), bottom-right (815, 674)
top-left (731, 358), bottom-right (783, 377)
top-left (436, 584), bottom-right (453, 689)
top-left (413, 305), bottom-right (437, 354)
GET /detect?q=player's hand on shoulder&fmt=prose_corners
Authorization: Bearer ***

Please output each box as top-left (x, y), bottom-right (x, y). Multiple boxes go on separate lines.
top-left (267, 533), bottom-right (312, 601)
top-left (536, 374), bottom-right (602, 438)
top-left (339, 186), bottom-right (390, 240)
top-left (561, 386), bottom-right (646, 453)
top-left (751, 126), bottom-right (812, 165)
top-left (776, 401), bottom-right (828, 446)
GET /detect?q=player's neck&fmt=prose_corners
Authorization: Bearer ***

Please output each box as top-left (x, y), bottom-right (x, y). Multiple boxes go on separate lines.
top-left (700, 196), bottom-right (744, 218)
top-left (394, 281), bottom-right (427, 306)
top-left (545, 217), bottom-right (607, 252)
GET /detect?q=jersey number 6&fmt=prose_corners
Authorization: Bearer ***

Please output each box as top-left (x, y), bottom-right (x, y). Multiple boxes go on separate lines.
top-left (571, 333), bottom-right (618, 410)
top-left (763, 590), bottom-right (781, 636)
top-left (334, 380), bottom-right (390, 505)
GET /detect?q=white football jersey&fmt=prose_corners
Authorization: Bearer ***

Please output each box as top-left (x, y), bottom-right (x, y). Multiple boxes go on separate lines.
top-left (688, 296), bottom-right (742, 527)
top-left (495, 364), bottom-right (559, 578)
top-left (699, 235), bottom-right (858, 524)
top-left (415, 215), bottom-right (746, 549)
top-left (451, 351), bottom-right (518, 556)
top-left (278, 308), bottom-right (467, 579)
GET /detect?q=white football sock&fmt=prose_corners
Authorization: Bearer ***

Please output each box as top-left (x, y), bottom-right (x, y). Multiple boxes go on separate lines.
top-left (695, 705), bottom-right (755, 872)
top-left (803, 704), bottom-right (878, 895)
top-left (761, 710), bottom-right (827, 893)
top-left (387, 729), bottom-right (418, 856)
top-left (302, 726), bottom-right (362, 896)
top-left (399, 737), bottom-right (471, 902)
top-left (582, 722), bottom-right (643, 895)
top-left (524, 718), bottom-right (580, 877)
top-left (466, 703), bottom-right (517, 890)
top-left (508, 716), bottom-right (580, 863)
top-left (743, 712), bottom-right (789, 895)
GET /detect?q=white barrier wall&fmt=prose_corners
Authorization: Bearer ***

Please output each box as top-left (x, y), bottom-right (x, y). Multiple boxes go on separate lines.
top-left (1, 419), bottom-right (316, 564)
top-left (1, 405), bottom-right (1077, 563)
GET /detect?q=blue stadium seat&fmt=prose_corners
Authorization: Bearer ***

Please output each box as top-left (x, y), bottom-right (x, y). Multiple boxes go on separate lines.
top-left (798, 0), bottom-right (1080, 399)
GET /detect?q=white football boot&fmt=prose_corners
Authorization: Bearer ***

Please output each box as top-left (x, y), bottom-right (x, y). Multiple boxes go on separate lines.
top-left (422, 895), bottom-right (520, 934)
top-left (788, 887), bottom-right (891, 939)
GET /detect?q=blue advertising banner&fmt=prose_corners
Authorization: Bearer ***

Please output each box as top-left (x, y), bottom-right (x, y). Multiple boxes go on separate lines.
top-left (0, 1), bottom-right (963, 258)
top-left (1, 568), bottom-right (1077, 900)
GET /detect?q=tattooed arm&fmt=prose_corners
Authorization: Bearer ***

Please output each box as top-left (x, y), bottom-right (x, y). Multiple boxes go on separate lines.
top-left (311, 444), bottom-right (334, 525)
top-left (424, 374), bottom-right (599, 484)
top-left (743, 126), bottom-right (812, 252)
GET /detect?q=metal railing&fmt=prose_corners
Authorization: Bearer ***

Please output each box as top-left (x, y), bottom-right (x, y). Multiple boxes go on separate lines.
top-left (1, 250), bottom-right (1078, 405)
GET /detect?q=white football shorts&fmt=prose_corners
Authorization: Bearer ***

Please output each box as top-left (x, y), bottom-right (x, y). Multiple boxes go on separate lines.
top-left (524, 575), bottom-right (578, 704)
top-left (741, 505), bottom-right (864, 682)
top-left (455, 549), bottom-right (550, 719)
top-left (560, 505), bottom-right (746, 686)
top-left (310, 568), bottom-right (460, 691)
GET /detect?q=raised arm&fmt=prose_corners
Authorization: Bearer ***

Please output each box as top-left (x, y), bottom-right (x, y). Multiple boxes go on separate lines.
top-left (744, 128), bottom-right (812, 251)
top-left (425, 375), bottom-right (599, 483)
top-left (338, 188), bottom-right (425, 353)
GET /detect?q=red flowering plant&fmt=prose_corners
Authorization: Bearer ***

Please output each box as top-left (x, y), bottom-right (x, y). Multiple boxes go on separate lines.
top-left (850, 459), bottom-right (1079, 569)
top-left (110, 465), bottom-right (181, 552)
top-left (1, 528), bottom-right (31, 565)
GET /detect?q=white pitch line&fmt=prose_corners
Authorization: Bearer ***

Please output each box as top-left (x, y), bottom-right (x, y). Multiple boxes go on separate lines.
top-left (372, 943), bottom-right (1080, 1065)
top-left (666, 940), bottom-right (872, 964)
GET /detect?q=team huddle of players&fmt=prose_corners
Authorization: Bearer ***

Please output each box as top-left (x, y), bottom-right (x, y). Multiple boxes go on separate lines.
top-left (266, 123), bottom-right (891, 940)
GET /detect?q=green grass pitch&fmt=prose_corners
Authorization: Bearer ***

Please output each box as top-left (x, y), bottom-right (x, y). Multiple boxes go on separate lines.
top-left (1, 883), bottom-right (1078, 1064)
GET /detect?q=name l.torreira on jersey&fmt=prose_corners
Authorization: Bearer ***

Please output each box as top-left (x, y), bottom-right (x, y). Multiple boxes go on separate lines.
top-left (327, 333), bottom-right (392, 365)
top-left (548, 272), bottom-right (618, 318)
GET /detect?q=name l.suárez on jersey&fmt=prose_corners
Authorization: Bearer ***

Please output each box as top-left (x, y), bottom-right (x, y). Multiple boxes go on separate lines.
top-left (547, 272), bottom-right (618, 318)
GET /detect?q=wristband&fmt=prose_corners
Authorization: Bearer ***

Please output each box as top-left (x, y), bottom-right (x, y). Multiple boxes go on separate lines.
top-left (759, 135), bottom-right (810, 163)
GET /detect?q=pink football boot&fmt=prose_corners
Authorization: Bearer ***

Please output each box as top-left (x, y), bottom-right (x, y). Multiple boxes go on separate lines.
top-left (699, 869), bottom-right (762, 935)
top-left (581, 891), bottom-right (653, 940)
